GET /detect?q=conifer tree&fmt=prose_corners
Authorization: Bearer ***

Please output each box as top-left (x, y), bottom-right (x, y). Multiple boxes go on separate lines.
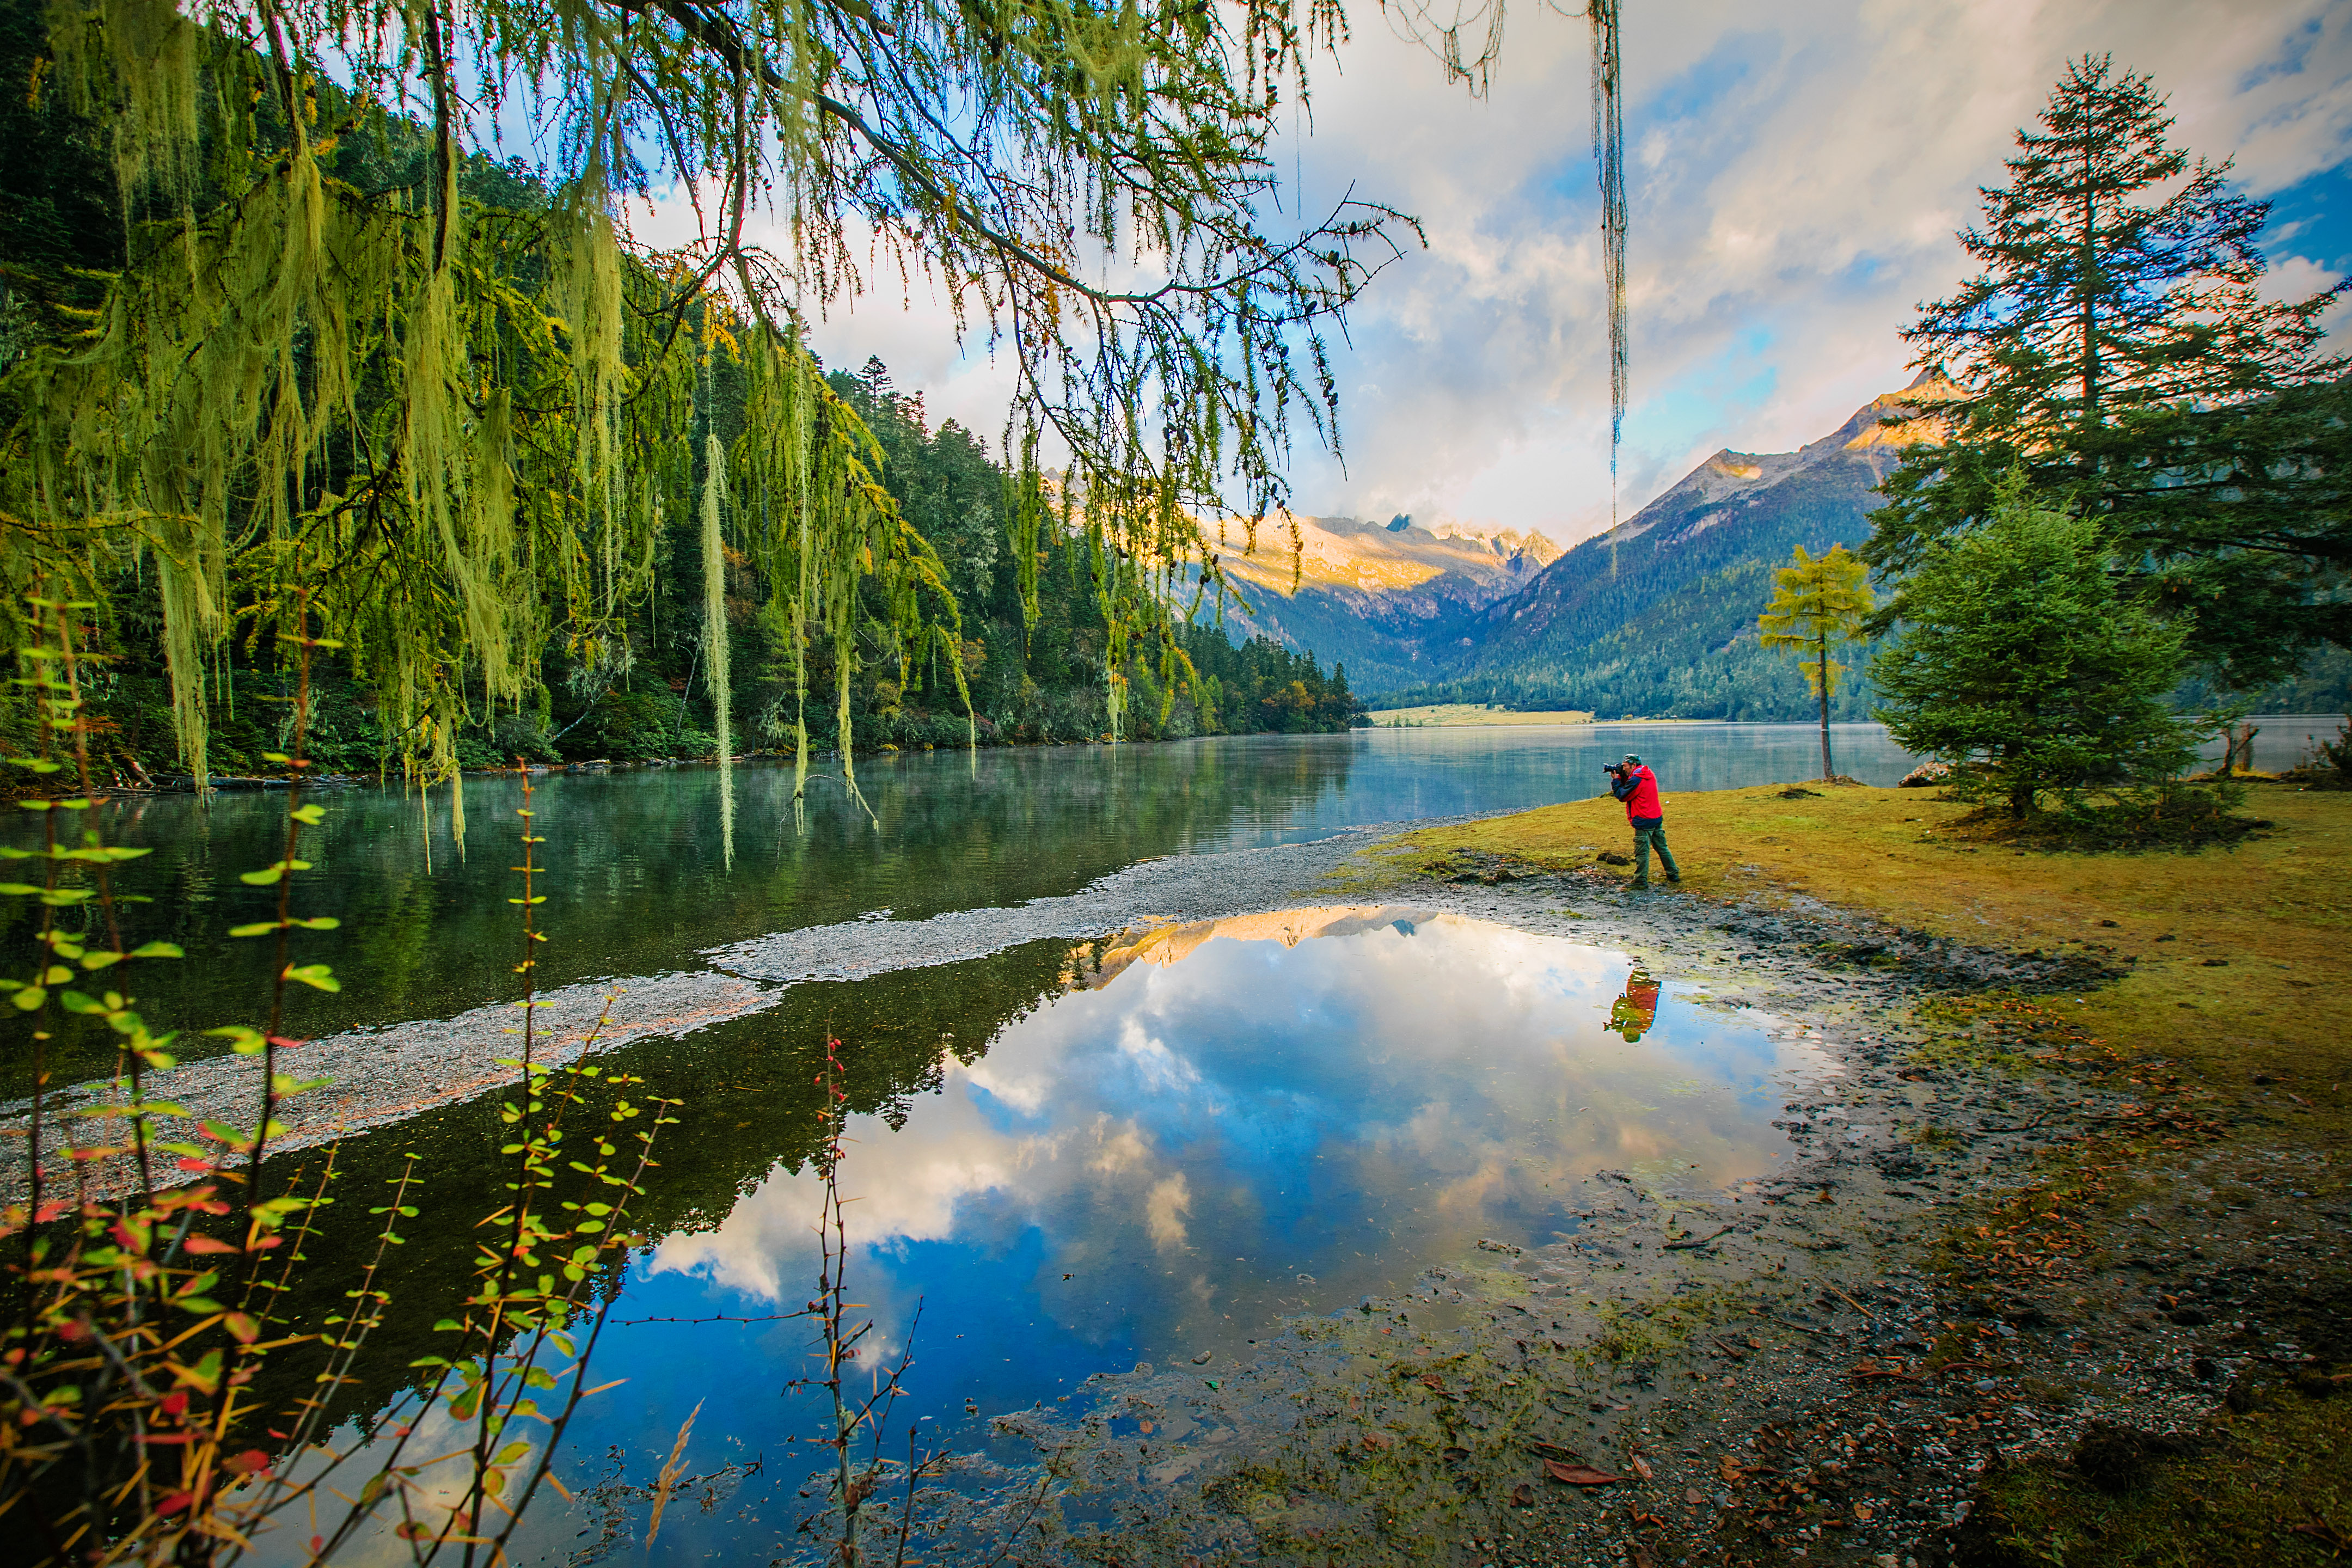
top-left (1872, 475), bottom-right (2194, 820)
top-left (1867, 56), bottom-right (2350, 688)
top-left (1758, 543), bottom-right (1872, 781)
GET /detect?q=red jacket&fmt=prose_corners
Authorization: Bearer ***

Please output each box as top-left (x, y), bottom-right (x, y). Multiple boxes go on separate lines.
top-left (1620, 764), bottom-right (1661, 823)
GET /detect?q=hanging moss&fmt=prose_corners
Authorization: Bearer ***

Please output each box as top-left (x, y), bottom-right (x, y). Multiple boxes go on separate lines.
top-left (5, 0), bottom-right (1437, 777)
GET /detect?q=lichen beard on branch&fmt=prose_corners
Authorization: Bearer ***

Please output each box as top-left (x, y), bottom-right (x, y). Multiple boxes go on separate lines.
top-left (3, 0), bottom-right (1429, 800)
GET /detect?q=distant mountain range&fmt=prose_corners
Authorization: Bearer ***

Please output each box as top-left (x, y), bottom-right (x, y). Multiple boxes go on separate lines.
top-left (1214, 373), bottom-right (1956, 718)
top-left (1207, 513), bottom-right (1560, 693)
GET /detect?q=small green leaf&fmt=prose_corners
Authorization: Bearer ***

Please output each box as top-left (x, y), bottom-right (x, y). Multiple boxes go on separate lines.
top-left (290, 804), bottom-right (327, 825)
top-left (11, 987), bottom-right (45, 1011)
top-left (227, 922), bottom-right (280, 938)
top-left (78, 951), bottom-right (124, 971)
top-left (238, 868), bottom-right (283, 886)
top-left (283, 964), bottom-right (340, 993)
top-left (291, 916), bottom-right (340, 930)
top-left (130, 942), bottom-right (183, 959)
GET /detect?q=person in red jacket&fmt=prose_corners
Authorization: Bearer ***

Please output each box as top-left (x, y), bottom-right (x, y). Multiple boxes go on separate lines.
top-left (1608, 753), bottom-right (1681, 890)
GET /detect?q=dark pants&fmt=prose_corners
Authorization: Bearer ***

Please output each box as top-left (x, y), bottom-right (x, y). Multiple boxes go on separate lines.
top-left (1630, 818), bottom-right (1680, 888)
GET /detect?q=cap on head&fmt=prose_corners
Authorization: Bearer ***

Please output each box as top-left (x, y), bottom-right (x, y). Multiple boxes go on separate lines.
top-left (1623, 754), bottom-right (1641, 767)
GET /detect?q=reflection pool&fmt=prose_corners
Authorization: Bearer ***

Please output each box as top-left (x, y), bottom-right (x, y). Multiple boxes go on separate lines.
top-left (473, 908), bottom-right (1829, 1561)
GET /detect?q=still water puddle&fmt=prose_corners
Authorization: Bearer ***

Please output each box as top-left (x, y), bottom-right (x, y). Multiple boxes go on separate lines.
top-left (275, 909), bottom-right (1826, 1563)
top-left (601, 909), bottom-right (1823, 1462)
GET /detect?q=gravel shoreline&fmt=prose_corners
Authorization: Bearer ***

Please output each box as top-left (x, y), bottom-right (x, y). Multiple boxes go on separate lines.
top-left (3, 818), bottom-right (1461, 1203)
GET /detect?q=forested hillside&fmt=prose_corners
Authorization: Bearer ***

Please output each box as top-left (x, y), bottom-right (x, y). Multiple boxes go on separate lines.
top-left (61, 356), bottom-right (1359, 781)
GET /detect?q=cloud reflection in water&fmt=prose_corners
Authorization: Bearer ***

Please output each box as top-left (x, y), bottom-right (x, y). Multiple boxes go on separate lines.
top-left (644, 907), bottom-right (1823, 1393)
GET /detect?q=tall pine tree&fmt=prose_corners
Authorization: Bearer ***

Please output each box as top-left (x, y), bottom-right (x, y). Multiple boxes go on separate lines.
top-left (1866, 56), bottom-right (2350, 688)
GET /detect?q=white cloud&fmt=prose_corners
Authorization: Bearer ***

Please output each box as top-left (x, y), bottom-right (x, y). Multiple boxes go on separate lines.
top-left (640, 3), bottom-right (2348, 543)
top-left (1275, 0), bottom-right (2352, 541)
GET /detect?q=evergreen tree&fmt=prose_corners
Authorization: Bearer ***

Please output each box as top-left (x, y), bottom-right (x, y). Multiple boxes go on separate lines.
top-left (1758, 543), bottom-right (1872, 780)
top-left (1872, 475), bottom-right (2195, 820)
top-left (1867, 56), bottom-right (2349, 687)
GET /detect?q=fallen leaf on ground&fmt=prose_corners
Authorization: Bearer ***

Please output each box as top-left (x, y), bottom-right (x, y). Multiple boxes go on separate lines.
top-left (1685, 1486), bottom-right (1705, 1505)
top-left (1630, 1454), bottom-right (1654, 1480)
top-left (1510, 1482), bottom-right (1535, 1508)
top-left (1542, 1460), bottom-right (1624, 1486)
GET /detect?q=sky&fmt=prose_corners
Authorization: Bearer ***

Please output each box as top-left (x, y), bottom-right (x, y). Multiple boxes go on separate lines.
top-left (683, 0), bottom-right (2352, 548)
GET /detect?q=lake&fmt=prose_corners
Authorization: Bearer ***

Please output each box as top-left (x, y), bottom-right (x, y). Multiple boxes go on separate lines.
top-left (7, 720), bottom-right (1926, 1078)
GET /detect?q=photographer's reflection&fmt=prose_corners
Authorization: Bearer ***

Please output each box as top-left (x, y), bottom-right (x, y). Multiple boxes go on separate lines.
top-left (1608, 966), bottom-right (1661, 1042)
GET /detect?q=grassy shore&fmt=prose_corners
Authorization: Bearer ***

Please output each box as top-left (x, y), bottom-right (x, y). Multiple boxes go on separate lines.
top-left (1364, 703), bottom-right (1597, 726)
top-left (1389, 781), bottom-right (2352, 1566)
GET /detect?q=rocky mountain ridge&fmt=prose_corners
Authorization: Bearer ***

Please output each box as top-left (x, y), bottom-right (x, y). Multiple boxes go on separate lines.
top-left (1208, 512), bottom-right (1561, 690)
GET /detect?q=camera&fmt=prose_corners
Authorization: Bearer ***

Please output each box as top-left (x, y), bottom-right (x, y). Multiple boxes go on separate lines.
top-left (1602, 761), bottom-right (1628, 777)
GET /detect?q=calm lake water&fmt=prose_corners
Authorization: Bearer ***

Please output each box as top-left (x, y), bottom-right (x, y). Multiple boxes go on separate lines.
top-left (7, 720), bottom-right (1925, 1076)
top-left (9, 716), bottom-right (2320, 1561)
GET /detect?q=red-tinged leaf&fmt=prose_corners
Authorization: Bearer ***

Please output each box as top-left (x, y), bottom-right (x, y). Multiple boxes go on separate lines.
top-left (33, 1200), bottom-right (69, 1223)
top-left (175, 1157), bottom-right (212, 1173)
top-left (223, 1312), bottom-right (260, 1344)
top-left (249, 1235), bottom-right (282, 1250)
top-left (308, 1537), bottom-right (324, 1558)
top-left (1544, 1460), bottom-right (1625, 1486)
top-left (228, 1449), bottom-right (271, 1475)
top-left (180, 1234), bottom-right (238, 1254)
top-left (1631, 1454), bottom-right (1654, 1480)
top-left (156, 1492), bottom-right (192, 1517)
top-left (158, 1392), bottom-right (187, 1418)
